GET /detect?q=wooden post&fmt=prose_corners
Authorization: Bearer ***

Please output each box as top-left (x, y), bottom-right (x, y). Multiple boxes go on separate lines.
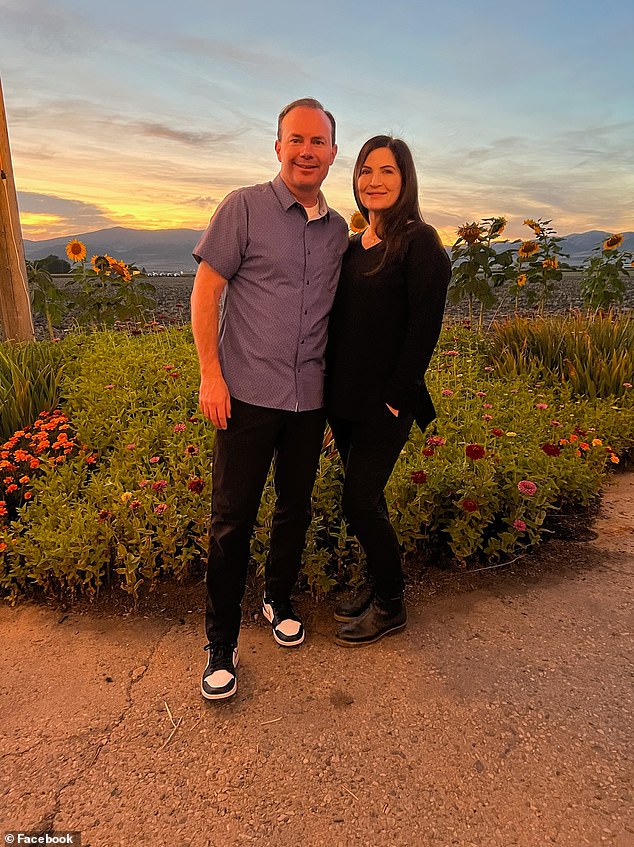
top-left (0, 75), bottom-right (34, 341)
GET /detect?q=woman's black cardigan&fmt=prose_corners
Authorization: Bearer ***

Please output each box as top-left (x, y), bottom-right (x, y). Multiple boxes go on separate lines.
top-left (326, 221), bottom-right (451, 432)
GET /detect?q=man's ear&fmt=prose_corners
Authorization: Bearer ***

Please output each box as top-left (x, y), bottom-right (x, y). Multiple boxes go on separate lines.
top-left (275, 139), bottom-right (282, 162)
top-left (330, 143), bottom-right (338, 165)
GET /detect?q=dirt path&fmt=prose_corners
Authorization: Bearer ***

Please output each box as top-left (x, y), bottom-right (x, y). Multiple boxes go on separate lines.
top-left (1, 474), bottom-right (632, 847)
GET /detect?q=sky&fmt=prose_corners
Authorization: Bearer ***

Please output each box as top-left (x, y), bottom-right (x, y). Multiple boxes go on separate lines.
top-left (1, 0), bottom-right (633, 245)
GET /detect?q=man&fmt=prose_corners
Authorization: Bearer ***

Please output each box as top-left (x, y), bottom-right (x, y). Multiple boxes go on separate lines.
top-left (191, 98), bottom-right (348, 700)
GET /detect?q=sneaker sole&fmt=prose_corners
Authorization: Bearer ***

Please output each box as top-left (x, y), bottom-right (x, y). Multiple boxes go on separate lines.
top-left (334, 621), bottom-right (406, 647)
top-left (262, 603), bottom-right (305, 647)
top-left (200, 679), bottom-right (237, 700)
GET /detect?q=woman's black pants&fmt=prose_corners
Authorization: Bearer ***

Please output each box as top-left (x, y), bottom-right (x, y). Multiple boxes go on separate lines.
top-left (329, 406), bottom-right (414, 601)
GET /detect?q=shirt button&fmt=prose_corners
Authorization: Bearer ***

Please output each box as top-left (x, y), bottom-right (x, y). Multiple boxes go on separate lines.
top-left (304, 310), bottom-right (308, 315)
top-left (300, 340), bottom-right (304, 344)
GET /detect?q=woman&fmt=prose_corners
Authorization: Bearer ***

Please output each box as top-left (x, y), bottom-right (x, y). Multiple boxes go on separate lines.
top-left (326, 135), bottom-right (451, 646)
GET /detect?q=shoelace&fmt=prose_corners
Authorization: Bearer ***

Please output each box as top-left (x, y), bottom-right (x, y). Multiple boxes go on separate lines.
top-left (204, 642), bottom-right (235, 672)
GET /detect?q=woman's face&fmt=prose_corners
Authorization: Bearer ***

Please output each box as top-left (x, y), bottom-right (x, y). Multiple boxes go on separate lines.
top-left (357, 147), bottom-right (402, 214)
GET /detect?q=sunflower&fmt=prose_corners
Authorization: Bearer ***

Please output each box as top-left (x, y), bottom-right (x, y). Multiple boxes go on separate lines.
top-left (65, 239), bottom-right (87, 263)
top-left (523, 219), bottom-right (543, 236)
top-left (518, 240), bottom-right (539, 259)
top-left (109, 260), bottom-right (131, 281)
top-left (603, 233), bottom-right (623, 250)
top-left (542, 257), bottom-right (558, 270)
top-left (489, 217), bottom-right (507, 237)
top-left (517, 273), bottom-right (527, 287)
top-left (349, 211), bottom-right (368, 233)
top-left (457, 222), bottom-right (482, 245)
top-left (91, 255), bottom-right (110, 272)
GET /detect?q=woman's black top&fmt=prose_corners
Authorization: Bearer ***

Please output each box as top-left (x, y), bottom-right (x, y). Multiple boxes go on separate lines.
top-left (326, 221), bottom-right (451, 430)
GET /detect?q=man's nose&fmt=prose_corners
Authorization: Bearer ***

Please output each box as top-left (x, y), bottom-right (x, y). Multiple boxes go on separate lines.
top-left (299, 142), bottom-right (314, 157)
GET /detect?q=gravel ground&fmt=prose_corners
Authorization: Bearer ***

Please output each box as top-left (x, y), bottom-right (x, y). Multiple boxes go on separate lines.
top-left (0, 472), bottom-right (632, 847)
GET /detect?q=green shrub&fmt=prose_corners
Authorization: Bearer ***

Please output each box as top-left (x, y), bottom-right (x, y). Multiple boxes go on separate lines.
top-left (0, 341), bottom-right (64, 441)
top-left (488, 312), bottom-right (634, 399)
top-left (1, 322), bottom-right (632, 603)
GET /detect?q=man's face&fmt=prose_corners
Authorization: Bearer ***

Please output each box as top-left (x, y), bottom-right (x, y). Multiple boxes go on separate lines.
top-left (275, 106), bottom-right (337, 203)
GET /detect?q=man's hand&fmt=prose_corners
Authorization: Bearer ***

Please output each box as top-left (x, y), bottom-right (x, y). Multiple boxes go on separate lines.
top-left (199, 373), bottom-right (231, 429)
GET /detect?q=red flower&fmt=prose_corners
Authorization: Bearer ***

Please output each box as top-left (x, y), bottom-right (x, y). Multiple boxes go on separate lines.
top-left (518, 480), bottom-right (537, 496)
top-left (513, 519), bottom-right (527, 531)
top-left (491, 428), bottom-right (504, 437)
top-left (152, 479), bottom-right (168, 492)
top-left (465, 444), bottom-right (486, 460)
top-left (541, 443), bottom-right (561, 457)
top-left (410, 470), bottom-right (427, 485)
top-left (426, 436), bottom-right (446, 447)
top-left (98, 509), bottom-right (113, 522)
top-left (129, 499), bottom-right (141, 511)
top-left (154, 503), bottom-right (168, 515)
top-left (422, 447), bottom-right (434, 457)
top-left (188, 477), bottom-right (205, 494)
top-left (461, 499), bottom-right (479, 512)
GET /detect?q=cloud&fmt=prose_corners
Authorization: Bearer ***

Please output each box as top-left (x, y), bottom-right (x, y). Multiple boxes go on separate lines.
top-left (1, 0), bottom-right (88, 53)
top-left (18, 192), bottom-right (115, 239)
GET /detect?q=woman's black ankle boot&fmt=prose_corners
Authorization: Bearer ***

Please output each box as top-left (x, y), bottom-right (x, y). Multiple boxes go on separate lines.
top-left (335, 594), bottom-right (406, 646)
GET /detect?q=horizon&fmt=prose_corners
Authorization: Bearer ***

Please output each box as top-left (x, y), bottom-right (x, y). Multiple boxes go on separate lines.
top-left (3, 0), bottom-right (633, 244)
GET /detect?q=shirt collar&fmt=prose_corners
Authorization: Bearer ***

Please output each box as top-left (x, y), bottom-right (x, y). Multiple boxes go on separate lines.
top-left (271, 173), bottom-right (330, 219)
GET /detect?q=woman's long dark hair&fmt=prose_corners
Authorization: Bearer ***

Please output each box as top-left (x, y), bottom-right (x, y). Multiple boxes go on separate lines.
top-left (353, 135), bottom-right (423, 274)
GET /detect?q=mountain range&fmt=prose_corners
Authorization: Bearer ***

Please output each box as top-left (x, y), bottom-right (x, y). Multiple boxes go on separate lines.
top-left (24, 226), bottom-right (634, 273)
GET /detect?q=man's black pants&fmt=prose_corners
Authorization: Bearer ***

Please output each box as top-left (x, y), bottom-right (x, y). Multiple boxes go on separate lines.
top-left (205, 398), bottom-right (326, 645)
top-left (329, 406), bottom-right (414, 601)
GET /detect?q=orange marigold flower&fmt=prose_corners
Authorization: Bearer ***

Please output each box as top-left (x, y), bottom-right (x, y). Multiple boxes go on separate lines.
top-left (18, 475), bottom-right (30, 484)
top-left (603, 233), bottom-right (623, 251)
top-left (6, 484), bottom-right (18, 493)
top-left (349, 211), bottom-right (368, 233)
top-left (29, 458), bottom-right (40, 469)
top-left (591, 438), bottom-right (603, 447)
top-left (569, 434), bottom-right (579, 442)
top-left (0, 542), bottom-right (7, 552)
top-left (457, 222), bottom-right (482, 245)
top-left (542, 257), bottom-right (558, 270)
top-left (518, 240), bottom-right (539, 259)
top-left (575, 449), bottom-right (582, 457)
top-left (85, 455), bottom-right (97, 465)
top-left (610, 453), bottom-right (620, 464)
top-left (65, 239), bottom-right (87, 263)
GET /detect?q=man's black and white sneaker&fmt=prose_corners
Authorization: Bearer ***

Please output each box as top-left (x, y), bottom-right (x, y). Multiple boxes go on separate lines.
top-left (201, 641), bottom-right (238, 700)
top-left (262, 597), bottom-right (305, 647)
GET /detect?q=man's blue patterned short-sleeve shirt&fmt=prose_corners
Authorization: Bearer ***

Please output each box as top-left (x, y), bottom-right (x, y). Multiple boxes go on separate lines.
top-left (193, 174), bottom-right (349, 412)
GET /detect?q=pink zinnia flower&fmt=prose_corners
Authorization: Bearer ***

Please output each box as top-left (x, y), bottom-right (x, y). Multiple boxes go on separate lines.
top-left (152, 479), bottom-right (168, 492)
top-left (149, 456), bottom-right (160, 464)
top-left (513, 519), bottom-right (527, 531)
top-left (442, 389), bottom-right (454, 397)
top-left (442, 350), bottom-right (459, 357)
top-left (623, 382), bottom-right (632, 389)
top-left (129, 499), bottom-right (141, 511)
top-left (173, 423), bottom-right (186, 433)
top-left (154, 503), bottom-right (168, 515)
top-left (427, 436), bottom-right (446, 447)
top-left (550, 420), bottom-right (562, 427)
top-left (476, 391), bottom-right (486, 397)
top-left (482, 403), bottom-right (493, 409)
top-left (139, 479), bottom-right (148, 488)
top-left (518, 480), bottom-right (537, 496)
top-left (535, 403), bottom-right (548, 410)
top-left (125, 443), bottom-right (136, 450)
top-left (482, 414), bottom-right (493, 422)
